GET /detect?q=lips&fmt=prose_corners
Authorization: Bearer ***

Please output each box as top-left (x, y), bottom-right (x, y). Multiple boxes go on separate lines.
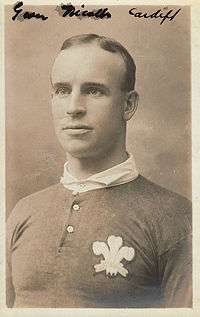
top-left (61, 123), bottom-right (93, 135)
top-left (62, 124), bottom-right (93, 130)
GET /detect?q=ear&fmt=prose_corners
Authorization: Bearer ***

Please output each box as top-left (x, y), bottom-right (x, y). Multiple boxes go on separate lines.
top-left (123, 90), bottom-right (139, 121)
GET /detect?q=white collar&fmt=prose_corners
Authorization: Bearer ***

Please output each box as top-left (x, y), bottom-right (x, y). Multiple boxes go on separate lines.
top-left (60, 153), bottom-right (138, 193)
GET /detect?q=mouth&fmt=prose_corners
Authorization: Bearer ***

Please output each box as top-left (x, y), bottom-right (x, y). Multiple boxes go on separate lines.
top-left (61, 124), bottom-right (93, 135)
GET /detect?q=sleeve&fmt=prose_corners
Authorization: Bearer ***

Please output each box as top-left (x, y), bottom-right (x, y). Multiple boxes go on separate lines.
top-left (6, 212), bottom-right (16, 308)
top-left (159, 233), bottom-right (192, 307)
top-left (6, 198), bottom-right (26, 308)
top-left (6, 257), bottom-right (15, 307)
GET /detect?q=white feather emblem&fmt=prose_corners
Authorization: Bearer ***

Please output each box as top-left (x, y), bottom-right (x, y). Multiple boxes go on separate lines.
top-left (92, 235), bottom-right (135, 277)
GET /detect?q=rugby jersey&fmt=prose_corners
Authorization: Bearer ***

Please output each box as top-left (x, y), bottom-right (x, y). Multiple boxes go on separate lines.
top-left (6, 176), bottom-right (192, 308)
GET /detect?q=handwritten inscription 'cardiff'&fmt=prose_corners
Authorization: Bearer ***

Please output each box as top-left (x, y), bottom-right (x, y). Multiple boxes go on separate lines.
top-left (129, 7), bottom-right (181, 25)
top-left (11, 2), bottom-right (181, 25)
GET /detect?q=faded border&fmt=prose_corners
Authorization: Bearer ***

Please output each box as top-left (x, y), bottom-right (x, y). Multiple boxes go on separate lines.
top-left (0, 0), bottom-right (200, 316)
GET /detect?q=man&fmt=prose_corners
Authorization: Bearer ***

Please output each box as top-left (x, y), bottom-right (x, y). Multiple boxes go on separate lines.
top-left (6, 34), bottom-right (192, 308)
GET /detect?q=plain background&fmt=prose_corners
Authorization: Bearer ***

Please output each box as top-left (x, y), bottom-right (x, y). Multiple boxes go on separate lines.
top-left (5, 4), bottom-right (191, 215)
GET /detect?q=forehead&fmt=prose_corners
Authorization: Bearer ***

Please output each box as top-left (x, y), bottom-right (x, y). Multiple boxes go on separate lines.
top-left (51, 43), bottom-right (126, 86)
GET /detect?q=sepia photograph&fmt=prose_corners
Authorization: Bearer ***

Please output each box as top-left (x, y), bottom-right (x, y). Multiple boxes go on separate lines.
top-left (3, 1), bottom-right (194, 312)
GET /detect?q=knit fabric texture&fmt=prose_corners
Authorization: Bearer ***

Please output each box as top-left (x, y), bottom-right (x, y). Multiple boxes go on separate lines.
top-left (6, 175), bottom-right (192, 308)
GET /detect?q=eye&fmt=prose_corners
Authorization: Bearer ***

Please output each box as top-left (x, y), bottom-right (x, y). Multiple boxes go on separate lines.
top-left (55, 86), bottom-right (71, 96)
top-left (86, 87), bottom-right (104, 97)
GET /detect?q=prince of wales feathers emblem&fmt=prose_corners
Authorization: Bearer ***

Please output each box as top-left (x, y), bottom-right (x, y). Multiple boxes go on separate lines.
top-left (92, 235), bottom-right (135, 277)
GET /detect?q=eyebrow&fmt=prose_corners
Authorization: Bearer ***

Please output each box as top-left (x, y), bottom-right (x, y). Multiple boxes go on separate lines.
top-left (52, 82), bottom-right (71, 89)
top-left (51, 81), bottom-right (110, 94)
top-left (81, 82), bottom-right (110, 94)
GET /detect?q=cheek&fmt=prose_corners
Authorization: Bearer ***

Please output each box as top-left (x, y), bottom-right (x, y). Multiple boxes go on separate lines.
top-left (91, 98), bottom-right (123, 125)
top-left (91, 106), bottom-right (124, 140)
top-left (51, 97), bottom-right (66, 119)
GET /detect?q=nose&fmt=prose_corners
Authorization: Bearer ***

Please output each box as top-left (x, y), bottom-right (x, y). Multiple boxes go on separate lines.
top-left (66, 91), bottom-right (86, 117)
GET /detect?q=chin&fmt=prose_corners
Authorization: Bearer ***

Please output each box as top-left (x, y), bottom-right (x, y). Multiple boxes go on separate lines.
top-left (57, 133), bottom-right (117, 160)
top-left (61, 140), bottom-right (96, 159)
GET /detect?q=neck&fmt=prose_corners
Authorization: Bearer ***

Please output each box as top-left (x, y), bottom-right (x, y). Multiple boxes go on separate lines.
top-left (66, 145), bottom-right (128, 180)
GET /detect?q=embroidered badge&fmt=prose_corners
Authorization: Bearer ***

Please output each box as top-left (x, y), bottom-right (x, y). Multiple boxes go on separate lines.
top-left (92, 235), bottom-right (135, 277)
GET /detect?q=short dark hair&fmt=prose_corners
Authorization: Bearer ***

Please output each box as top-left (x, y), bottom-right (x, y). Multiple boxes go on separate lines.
top-left (60, 34), bottom-right (136, 92)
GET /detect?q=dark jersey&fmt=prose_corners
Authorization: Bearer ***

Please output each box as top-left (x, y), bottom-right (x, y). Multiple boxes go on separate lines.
top-left (6, 175), bottom-right (192, 308)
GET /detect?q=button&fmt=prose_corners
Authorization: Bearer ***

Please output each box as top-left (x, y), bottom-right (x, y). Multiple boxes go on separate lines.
top-left (79, 183), bottom-right (86, 188)
top-left (66, 225), bottom-right (74, 233)
top-left (58, 247), bottom-right (63, 253)
top-left (73, 204), bottom-right (80, 211)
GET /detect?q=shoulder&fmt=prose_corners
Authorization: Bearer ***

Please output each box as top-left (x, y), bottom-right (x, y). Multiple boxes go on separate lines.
top-left (124, 175), bottom-right (192, 254)
top-left (128, 175), bottom-right (191, 219)
top-left (7, 183), bottom-right (65, 226)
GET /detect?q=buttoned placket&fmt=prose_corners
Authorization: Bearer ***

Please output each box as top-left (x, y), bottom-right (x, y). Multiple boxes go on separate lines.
top-left (57, 191), bottom-right (82, 254)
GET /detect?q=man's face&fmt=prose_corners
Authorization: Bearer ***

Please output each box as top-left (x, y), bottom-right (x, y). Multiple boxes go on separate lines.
top-left (51, 43), bottom-right (127, 159)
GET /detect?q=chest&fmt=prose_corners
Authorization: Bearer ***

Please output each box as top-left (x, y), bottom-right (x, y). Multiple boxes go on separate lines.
top-left (11, 196), bottom-right (159, 306)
